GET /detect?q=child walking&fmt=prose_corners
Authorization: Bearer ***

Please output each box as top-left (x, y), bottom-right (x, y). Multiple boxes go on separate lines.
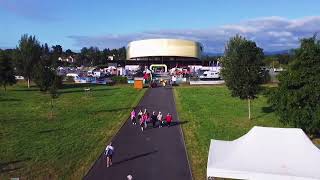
top-left (130, 109), bottom-right (136, 125)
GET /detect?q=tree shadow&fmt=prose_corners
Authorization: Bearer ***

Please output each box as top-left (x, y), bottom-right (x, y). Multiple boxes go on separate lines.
top-left (38, 128), bottom-right (65, 134)
top-left (61, 83), bottom-right (102, 89)
top-left (92, 107), bottom-right (132, 114)
top-left (262, 106), bottom-right (274, 113)
top-left (0, 97), bottom-right (22, 102)
top-left (11, 88), bottom-right (38, 92)
top-left (112, 150), bottom-right (158, 166)
top-left (253, 106), bottom-right (275, 120)
top-left (0, 158), bottom-right (30, 174)
top-left (60, 87), bottom-right (120, 94)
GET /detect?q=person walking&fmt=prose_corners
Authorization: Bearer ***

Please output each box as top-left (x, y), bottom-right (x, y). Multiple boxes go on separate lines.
top-left (105, 142), bottom-right (114, 167)
top-left (157, 111), bottom-right (163, 128)
top-left (130, 109), bottom-right (136, 125)
top-left (166, 113), bottom-right (172, 127)
top-left (143, 112), bottom-right (148, 129)
top-left (140, 113), bottom-right (145, 131)
top-left (151, 111), bottom-right (157, 128)
top-left (137, 110), bottom-right (142, 122)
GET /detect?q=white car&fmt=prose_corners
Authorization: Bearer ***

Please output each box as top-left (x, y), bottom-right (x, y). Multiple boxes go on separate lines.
top-left (199, 71), bottom-right (220, 80)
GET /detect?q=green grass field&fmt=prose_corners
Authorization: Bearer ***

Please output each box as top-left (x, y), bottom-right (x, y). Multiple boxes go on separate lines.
top-left (174, 86), bottom-right (289, 180)
top-left (0, 83), bottom-right (146, 179)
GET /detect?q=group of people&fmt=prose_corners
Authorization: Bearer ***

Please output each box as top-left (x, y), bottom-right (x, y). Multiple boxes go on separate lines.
top-left (104, 108), bottom-right (173, 170)
top-left (130, 108), bottom-right (173, 131)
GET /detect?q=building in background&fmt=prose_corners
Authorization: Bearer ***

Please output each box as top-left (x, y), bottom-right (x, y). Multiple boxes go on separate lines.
top-left (126, 39), bottom-right (203, 68)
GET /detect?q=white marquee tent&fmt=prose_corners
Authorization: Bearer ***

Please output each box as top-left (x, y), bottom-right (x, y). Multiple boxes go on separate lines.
top-left (207, 126), bottom-right (320, 180)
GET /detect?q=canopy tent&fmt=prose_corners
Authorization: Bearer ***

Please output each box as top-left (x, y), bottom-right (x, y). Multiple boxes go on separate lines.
top-left (207, 126), bottom-right (320, 180)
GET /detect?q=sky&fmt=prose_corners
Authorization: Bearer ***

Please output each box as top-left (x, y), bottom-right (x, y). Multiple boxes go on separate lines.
top-left (1, 0), bottom-right (320, 53)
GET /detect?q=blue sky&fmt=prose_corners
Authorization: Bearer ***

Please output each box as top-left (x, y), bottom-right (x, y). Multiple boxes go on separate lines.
top-left (1, 0), bottom-right (320, 52)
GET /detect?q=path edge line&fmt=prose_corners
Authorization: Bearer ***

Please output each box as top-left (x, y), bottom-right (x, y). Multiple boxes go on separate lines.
top-left (83, 88), bottom-right (149, 179)
top-left (172, 87), bottom-right (194, 180)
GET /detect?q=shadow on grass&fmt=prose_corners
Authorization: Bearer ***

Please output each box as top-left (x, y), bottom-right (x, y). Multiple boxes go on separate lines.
top-left (60, 87), bottom-right (120, 94)
top-left (62, 83), bottom-right (101, 89)
top-left (38, 128), bottom-right (65, 134)
top-left (0, 97), bottom-right (22, 102)
top-left (11, 88), bottom-right (39, 92)
top-left (0, 158), bottom-right (30, 173)
top-left (112, 150), bottom-right (158, 166)
top-left (253, 106), bottom-right (275, 120)
top-left (262, 106), bottom-right (274, 113)
top-left (92, 107), bottom-right (132, 114)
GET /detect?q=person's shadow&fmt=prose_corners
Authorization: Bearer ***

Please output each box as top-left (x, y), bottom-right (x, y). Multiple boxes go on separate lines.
top-left (112, 150), bottom-right (158, 166)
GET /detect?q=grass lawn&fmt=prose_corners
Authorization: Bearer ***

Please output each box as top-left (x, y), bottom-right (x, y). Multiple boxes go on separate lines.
top-left (0, 82), bottom-right (146, 179)
top-left (174, 85), bottom-right (290, 180)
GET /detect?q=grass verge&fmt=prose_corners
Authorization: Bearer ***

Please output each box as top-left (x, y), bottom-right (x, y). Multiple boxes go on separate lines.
top-left (174, 85), bottom-right (289, 180)
top-left (0, 83), bottom-right (146, 179)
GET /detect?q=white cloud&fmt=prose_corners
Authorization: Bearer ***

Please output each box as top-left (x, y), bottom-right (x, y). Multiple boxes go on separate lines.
top-left (68, 16), bottom-right (320, 53)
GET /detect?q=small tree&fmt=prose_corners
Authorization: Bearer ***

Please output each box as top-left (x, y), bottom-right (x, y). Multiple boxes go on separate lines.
top-left (221, 35), bottom-right (264, 119)
top-left (0, 51), bottom-right (17, 91)
top-left (268, 36), bottom-right (320, 135)
top-left (49, 75), bottom-right (61, 118)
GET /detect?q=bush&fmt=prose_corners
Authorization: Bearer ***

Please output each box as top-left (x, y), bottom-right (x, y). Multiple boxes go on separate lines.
top-left (111, 76), bottom-right (128, 84)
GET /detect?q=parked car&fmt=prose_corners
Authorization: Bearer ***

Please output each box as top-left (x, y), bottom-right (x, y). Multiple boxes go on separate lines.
top-left (199, 71), bottom-right (220, 80)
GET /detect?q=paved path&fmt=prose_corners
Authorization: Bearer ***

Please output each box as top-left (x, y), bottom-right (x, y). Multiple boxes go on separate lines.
top-left (84, 87), bottom-right (192, 180)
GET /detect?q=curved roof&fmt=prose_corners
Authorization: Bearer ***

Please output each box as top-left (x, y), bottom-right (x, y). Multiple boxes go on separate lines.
top-left (126, 39), bottom-right (202, 60)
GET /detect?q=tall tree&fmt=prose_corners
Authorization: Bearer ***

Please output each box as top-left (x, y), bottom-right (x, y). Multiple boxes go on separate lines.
top-left (0, 50), bottom-right (17, 91)
top-left (221, 35), bottom-right (264, 119)
top-left (268, 36), bottom-right (320, 135)
top-left (16, 34), bottom-right (41, 88)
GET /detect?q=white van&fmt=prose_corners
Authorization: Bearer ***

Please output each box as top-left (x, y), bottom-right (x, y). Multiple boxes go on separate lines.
top-left (199, 71), bottom-right (220, 80)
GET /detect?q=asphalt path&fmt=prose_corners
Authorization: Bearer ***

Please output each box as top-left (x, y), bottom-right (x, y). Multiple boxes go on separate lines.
top-left (84, 87), bottom-right (192, 180)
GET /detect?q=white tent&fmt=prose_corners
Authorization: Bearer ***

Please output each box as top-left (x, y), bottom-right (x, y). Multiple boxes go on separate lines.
top-left (207, 126), bottom-right (320, 180)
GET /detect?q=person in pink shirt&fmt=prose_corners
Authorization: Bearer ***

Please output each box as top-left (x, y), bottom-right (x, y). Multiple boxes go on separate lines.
top-left (130, 109), bottom-right (136, 125)
top-left (166, 113), bottom-right (172, 127)
top-left (143, 112), bottom-right (148, 129)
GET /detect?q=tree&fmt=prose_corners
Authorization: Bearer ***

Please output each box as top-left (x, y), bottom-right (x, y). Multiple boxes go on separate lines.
top-left (16, 34), bottom-right (41, 88)
top-left (33, 44), bottom-right (60, 91)
top-left (65, 49), bottom-right (73, 56)
top-left (268, 36), bottom-right (320, 135)
top-left (221, 35), bottom-right (264, 119)
top-left (49, 75), bottom-right (61, 118)
top-left (52, 45), bottom-right (63, 55)
top-left (0, 51), bottom-right (17, 91)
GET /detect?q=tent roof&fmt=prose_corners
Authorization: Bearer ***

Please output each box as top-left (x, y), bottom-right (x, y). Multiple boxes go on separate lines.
top-left (207, 126), bottom-right (320, 180)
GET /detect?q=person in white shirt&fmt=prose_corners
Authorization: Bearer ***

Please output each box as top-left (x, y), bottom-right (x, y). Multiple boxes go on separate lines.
top-left (157, 112), bottom-right (163, 128)
top-left (105, 142), bottom-right (114, 167)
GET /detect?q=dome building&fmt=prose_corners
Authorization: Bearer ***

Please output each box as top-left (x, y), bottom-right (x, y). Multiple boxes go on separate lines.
top-left (126, 38), bottom-right (203, 68)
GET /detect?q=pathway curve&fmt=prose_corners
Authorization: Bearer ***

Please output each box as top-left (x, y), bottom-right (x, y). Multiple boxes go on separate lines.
top-left (84, 87), bottom-right (192, 180)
